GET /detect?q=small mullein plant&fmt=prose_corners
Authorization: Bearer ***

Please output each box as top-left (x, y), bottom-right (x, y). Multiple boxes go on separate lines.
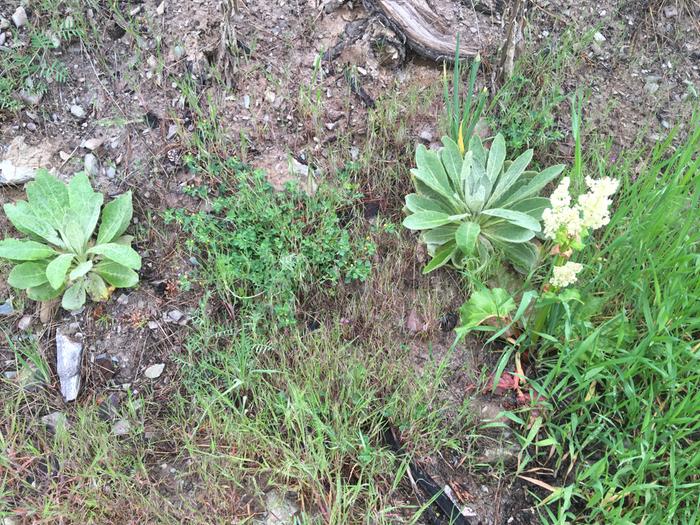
top-left (0, 170), bottom-right (141, 311)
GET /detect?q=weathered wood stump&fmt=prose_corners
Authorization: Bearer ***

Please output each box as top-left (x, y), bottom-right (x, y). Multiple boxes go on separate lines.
top-left (362, 0), bottom-right (480, 61)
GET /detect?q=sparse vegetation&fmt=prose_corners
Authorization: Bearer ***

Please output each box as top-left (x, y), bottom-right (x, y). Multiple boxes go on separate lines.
top-left (1, 1), bottom-right (698, 524)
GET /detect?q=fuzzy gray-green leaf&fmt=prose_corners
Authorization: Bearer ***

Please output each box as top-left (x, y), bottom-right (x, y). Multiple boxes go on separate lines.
top-left (3, 201), bottom-right (63, 247)
top-left (88, 243), bottom-right (141, 270)
top-left (46, 253), bottom-right (74, 289)
top-left (8, 262), bottom-right (49, 289)
top-left (62, 279), bottom-right (87, 311)
top-left (0, 239), bottom-right (56, 261)
top-left (97, 191), bottom-right (133, 244)
top-left (68, 172), bottom-right (103, 239)
top-left (25, 169), bottom-right (69, 230)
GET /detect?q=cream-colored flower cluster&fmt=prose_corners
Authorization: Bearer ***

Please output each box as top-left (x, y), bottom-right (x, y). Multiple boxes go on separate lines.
top-left (550, 261), bottom-right (583, 288)
top-left (543, 176), bottom-right (619, 288)
top-left (543, 176), bottom-right (619, 244)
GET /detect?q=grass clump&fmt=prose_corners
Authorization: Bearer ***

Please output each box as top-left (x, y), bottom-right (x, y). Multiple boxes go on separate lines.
top-left (165, 157), bottom-right (375, 329)
top-left (528, 121), bottom-right (700, 523)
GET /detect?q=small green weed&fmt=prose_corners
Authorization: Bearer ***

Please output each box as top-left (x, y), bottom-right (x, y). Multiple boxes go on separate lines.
top-left (164, 157), bottom-right (375, 329)
top-left (0, 1), bottom-right (86, 114)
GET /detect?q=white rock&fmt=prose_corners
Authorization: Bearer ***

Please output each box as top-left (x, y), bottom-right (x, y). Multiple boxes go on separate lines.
top-left (18, 316), bottom-right (32, 331)
top-left (0, 136), bottom-right (53, 185)
top-left (663, 5), bottom-right (678, 17)
top-left (593, 31), bottom-right (606, 43)
top-left (167, 309), bottom-right (183, 323)
top-left (81, 137), bottom-right (103, 151)
top-left (12, 6), bottom-right (27, 28)
top-left (70, 104), bottom-right (86, 119)
top-left (265, 490), bottom-right (298, 525)
top-left (144, 363), bottom-right (165, 379)
top-left (112, 419), bottom-right (131, 436)
top-left (56, 329), bottom-right (83, 402)
top-left (0, 18), bottom-right (10, 30)
top-left (156, 1), bottom-right (165, 15)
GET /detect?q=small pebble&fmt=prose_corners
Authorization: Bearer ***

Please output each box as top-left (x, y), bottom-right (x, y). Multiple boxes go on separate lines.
top-left (0, 18), bottom-right (10, 30)
top-left (112, 419), bottom-right (131, 436)
top-left (663, 5), bottom-right (678, 17)
top-left (70, 104), bottom-right (86, 119)
top-left (147, 321), bottom-right (159, 330)
top-left (156, 1), bottom-right (165, 15)
top-left (18, 316), bottom-right (32, 331)
top-left (167, 309), bottom-right (183, 323)
top-left (0, 299), bottom-right (13, 316)
top-left (144, 363), bottom-right (165, 379)
top-left (116, 294), bottom-right (129, 305)
top-left (12, 6), bottom-right (27, 28)
top-left (593, 31), bottom-right (606, 43)
top-left (84, 153), bottom-right (99, 176)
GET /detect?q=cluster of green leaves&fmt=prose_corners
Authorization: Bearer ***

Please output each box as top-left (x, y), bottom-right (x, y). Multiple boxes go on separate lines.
top-left (0, 170), bottom-right (140, 311)
top-left (164, 158), bottom-right (375, 329)
top-left (402, 133), bottom-right (564, 274)
top-left (0, 6), bottom-right (84, 113)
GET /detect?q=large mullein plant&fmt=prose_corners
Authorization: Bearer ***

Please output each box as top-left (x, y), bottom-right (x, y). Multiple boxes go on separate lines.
top-left (402, 133), bottom-right (564, 274)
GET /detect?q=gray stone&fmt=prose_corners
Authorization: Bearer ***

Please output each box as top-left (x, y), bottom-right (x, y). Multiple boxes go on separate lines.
top-left (11, 6), bottom-right (27, 28)
top-left (265, 490), bottom-right (298, 525)
top-left (112, 419), bottom-right (131, 436)
top-left (70, 104), bottom-right (86, 119)
top-left (82, 137), bottom-right (103, 151)
top-left (18, 90), bottom-right (42, 107)
top-left (0, 18), bottom-right (10, 30)
top-left (0, 299), bottom-right (12, 316)
top-left (663, 5), bottom-right (678, 17)
top-left (84, 153), bottom-right (98, 176)
top-left (0, 33), bottom-right (6, 46)
top-left (41, 411), bottom-right (69, 431)
top-left (593, 31), bottom-right (606, 43)
top-left (56, 329), bottom-right (83, 402)
top-left (166, 309), bottom-right (183, 323)
top-left (144, 363), bottom-right (165, 379)
top-left (156, 1), bottom-right (165, 15)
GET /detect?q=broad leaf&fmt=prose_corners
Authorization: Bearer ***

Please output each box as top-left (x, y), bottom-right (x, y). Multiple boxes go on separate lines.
top-left (27, 282), bottom-right (64, 301)
top-left (8, 262), bottom-right (49, 289)
top-left (481, 208), bottom-right (542, 232)
top-left (460, 150), bottom-right (475, 197)
top-left (486, 133), bottom-right (506, 183)
top-left (423, 241), bottom-right (456, 274)
top-left (500, 241), bottom-right (539, 273)
top-left (422, 223), bottom-right (459, 245)
top-left (25, 169), bottom-right (69, 230)
top-left (94, 261), bottom-right (139, 288)
top-left (405, 194), bottom-right (451, 214)
top-left (87, 243), bottom-right (141, 270)
top-left (439, 137), bottom-right (464, 191)
top-left (498, 164), bottom-right (565, 207)
top-left (62, 279), bottom-right (87, 311)
top-left (510, 197), bottom-right (551, 221)
top-left (3, 201), bottom-right (63, 246)
top-left (483, 223), bottom-right (536, 243)
top-left (97, 191), bottom-right (133, 244)
top-left (412, 146), bottom-right (456, 203)
top-left (46, 253), bottom-right (74, 289)
top-left (114, 235), bottom-right (135, 246)
top-left (85, 273), bottom-right (110, 301)
top-left (69, 261), bottom-right (93, 280)
top-left (0, 239), bottom-right (56, 260)
top-left (403, 211), bottom-right (453, 231)
top-left (488, 148), bottom-right (534, 206)
top-left (60, 217), bottom-right (88, 256)
top-left (455, 222), bottom-right (481, 256)
top-left (459, 288), bottom-right (516, 330)
top-left (68, 172), bottom-right (103, 239)
top-left (469, 135), bottom-right (487, 167)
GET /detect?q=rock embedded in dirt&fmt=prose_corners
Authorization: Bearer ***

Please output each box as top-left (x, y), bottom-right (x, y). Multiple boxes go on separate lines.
top-left (593, 31), bottom-right (606, 43)
top-left (56, 329), bottom-right (83, 402)
top-left (11, 6), bottom-right (27, 28)
top-left (18, 90), bottom-right (42, 106)
top-left (144, 363), bottom-right (165, 379)
top-left (264, 490), bottom-right (299, 525)
top-left (70, 104), bottom-right (87, 119)
top-left (166, 309), bottom-right (184, 323)
top-left (81, 137), bottom-right (103, 151)
top-left (84, 153), bottom-right (99, 176)
top-left (0, 136), bottom-right (54, 185)
top-left (156, 1), bottom-right (165, 15)
top-left (0, 17), bottom-right (10, 30)
top-left (112, 419), bottom-right (131, 436)
top-left (41, 411), bottom-right (69, 432)
top-left (18, 316), bottom-right (32, 331)
top-left (663, 5), bottom-right (678, 17)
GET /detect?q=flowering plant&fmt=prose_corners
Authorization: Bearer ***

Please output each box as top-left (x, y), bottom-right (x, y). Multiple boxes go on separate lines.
top-left (541, 176), bottom-right (619, 289)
